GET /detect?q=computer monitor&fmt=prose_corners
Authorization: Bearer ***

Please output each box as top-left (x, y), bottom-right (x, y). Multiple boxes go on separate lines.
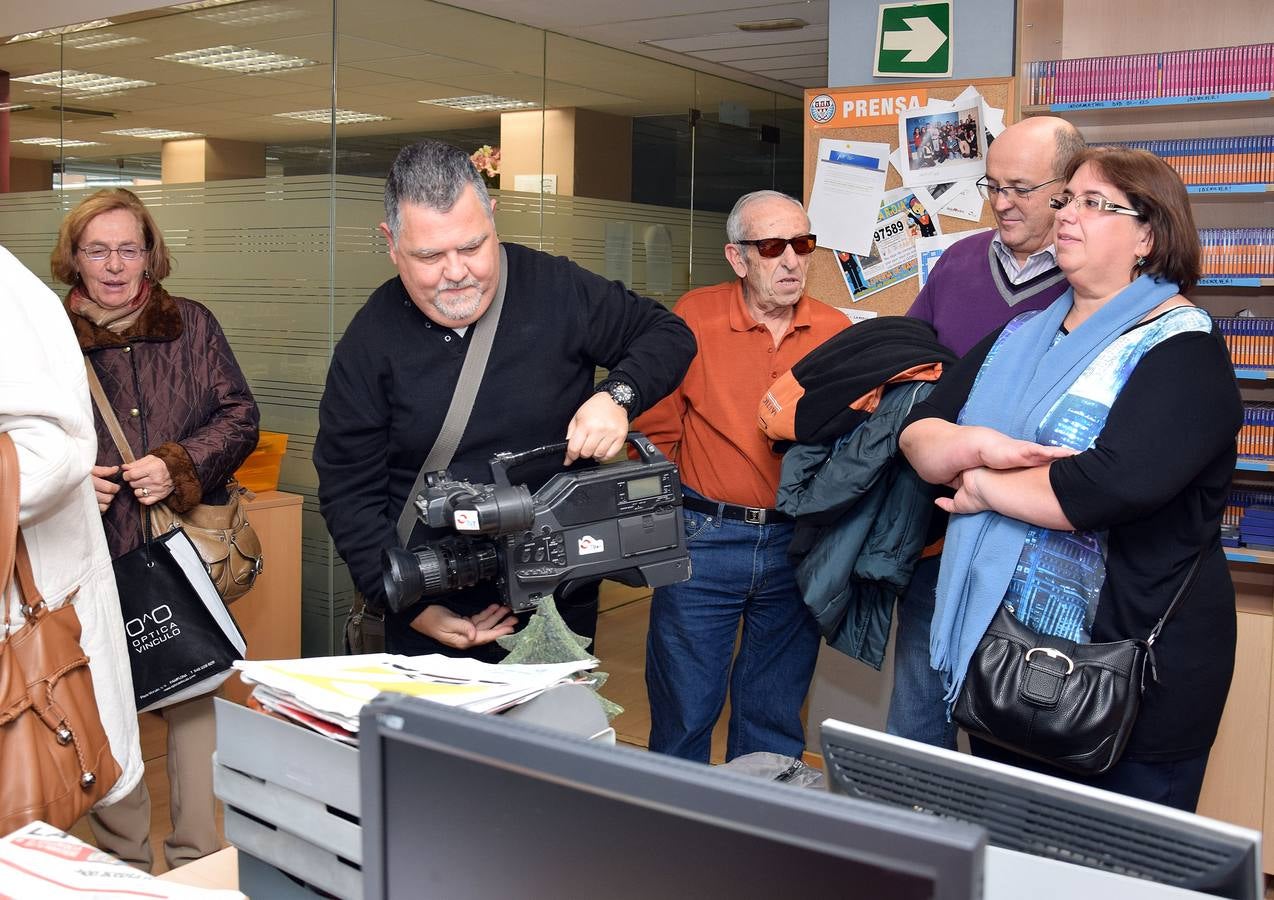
top-left (360, 694), bottom-right (987, 900)
top-left (819, 719), bottom-right (1261, 900)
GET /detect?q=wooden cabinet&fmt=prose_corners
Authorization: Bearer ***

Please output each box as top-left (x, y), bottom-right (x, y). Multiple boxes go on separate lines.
top-left (222, 490), bottom-right (302, 705)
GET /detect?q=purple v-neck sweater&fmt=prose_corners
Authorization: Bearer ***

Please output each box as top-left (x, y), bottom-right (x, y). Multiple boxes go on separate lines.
top-left (907, 230), bottom-right (1070, 356)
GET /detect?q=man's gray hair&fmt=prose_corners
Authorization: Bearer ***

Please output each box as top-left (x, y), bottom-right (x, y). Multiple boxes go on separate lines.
top-left (1050, 122), bottom-right (1087, 179)
top-left (384, 140), bottom-right (492, 240)
top-left (725, 190), bottom-right (806, 244)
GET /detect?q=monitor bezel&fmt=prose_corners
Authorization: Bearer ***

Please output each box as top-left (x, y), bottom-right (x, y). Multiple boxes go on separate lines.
top-left (819, 718), bottom-right (1262, 900)
top-left (360, 693), bottom-right (987, 900)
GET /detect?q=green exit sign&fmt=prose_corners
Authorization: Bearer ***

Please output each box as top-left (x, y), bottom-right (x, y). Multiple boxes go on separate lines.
top-left (874, 1), bottom-right (952, 78)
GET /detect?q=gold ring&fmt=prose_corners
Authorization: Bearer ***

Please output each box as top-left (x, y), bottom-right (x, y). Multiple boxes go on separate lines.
top-left (141, 487), bottom-right (150, 497)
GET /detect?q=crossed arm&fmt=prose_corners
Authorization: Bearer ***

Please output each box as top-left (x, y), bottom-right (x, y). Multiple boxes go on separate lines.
top-left (899, 417), bottom-right (1078, 530)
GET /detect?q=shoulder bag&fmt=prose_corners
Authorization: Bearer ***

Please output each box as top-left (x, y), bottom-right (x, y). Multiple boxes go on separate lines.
top-left (344, 246), bottom-right (509, 655)
top-left (0, 432), bottom-right (121, 832)
top-left (84, 361), bottom-right (263, 603)
top-left (952, 547), bottom-right (1206, 776)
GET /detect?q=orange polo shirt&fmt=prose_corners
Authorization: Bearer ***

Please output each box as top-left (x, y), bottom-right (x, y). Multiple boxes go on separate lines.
top-left (633, 280), bottom-right (850, 509)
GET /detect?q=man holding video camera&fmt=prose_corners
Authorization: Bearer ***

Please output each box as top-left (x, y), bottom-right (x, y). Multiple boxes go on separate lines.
top-left (635, 190), bottom-right (849, 762)
top-left (315, 140), bottom-right (694, 660)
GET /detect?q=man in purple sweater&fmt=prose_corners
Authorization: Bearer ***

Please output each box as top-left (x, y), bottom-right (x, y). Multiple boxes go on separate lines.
top-left (889, 116), bottom-right (1085, 747)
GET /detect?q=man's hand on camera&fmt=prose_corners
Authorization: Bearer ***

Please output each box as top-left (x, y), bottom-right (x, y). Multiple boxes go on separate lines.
top-left (564, 392), bottom-right (628, 464)
top-left (409, 602), bottom-right (518, 649)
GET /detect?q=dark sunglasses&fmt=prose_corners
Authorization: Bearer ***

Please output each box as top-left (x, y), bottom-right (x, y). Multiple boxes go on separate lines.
top-left (736, 234), bottom-right (818, 258)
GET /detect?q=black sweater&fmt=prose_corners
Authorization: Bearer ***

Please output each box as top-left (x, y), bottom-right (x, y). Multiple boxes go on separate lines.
top-left (911, 319), bottom-right (1242, 761)
top-left (315, 242), bottom-right (696, 650)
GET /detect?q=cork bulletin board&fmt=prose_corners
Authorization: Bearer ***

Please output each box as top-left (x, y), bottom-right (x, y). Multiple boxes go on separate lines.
top-left (802, 76), bottom-right (1016, 317)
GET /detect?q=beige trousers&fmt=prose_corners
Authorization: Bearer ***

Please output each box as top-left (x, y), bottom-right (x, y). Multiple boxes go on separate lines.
top-left (89, 692), bottom-right (220, 871)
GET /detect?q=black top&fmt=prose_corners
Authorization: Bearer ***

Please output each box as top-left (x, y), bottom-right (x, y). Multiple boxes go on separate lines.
top-left (908, 316), bottom-right (1242, 761)
top-left (314, 242), bottom-right (695, 655)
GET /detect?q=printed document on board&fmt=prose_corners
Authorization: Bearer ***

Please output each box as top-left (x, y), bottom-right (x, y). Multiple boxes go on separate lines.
top-left (807, 139), bottom-right (890, 257)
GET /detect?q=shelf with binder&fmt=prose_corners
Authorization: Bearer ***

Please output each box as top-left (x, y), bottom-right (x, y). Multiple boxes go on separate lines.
top-left (1224, 546), bottom-right (1274, 565)
top-left (1237, 457), bottom-right (1274, 472)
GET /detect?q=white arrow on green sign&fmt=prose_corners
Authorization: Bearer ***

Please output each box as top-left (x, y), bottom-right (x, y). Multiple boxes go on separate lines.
top-left (874, 1), bottom-right (952, 78)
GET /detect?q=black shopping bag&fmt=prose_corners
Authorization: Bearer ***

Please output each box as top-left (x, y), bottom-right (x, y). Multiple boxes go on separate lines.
top-left (113, 528), bottom-right (246, 712)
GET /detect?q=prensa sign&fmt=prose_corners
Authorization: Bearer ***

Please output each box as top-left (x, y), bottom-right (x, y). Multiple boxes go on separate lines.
top-left (806, 88), bottom-right (929, 127)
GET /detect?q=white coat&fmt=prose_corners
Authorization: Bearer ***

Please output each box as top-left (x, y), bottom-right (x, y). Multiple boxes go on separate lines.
top-left (0, 245), bottom-right (143, 808)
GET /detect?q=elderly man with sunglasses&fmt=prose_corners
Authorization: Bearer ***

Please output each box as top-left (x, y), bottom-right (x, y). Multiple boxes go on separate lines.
top-left (634, 190), bottom-right (849, 763)
top-left (886, 116), bottom-right (1086, 751)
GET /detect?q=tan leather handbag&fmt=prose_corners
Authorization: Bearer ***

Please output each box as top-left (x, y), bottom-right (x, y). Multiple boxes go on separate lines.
top-left (148, 488), bottom-right (262, 603)
top-left (0, 433), bottom-right (120, 833)
top-left (85, 362), bottom-right (264, 603)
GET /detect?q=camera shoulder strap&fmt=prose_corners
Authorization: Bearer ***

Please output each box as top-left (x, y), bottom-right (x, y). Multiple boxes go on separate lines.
top-left (395, 243), bottom-right (508, 547)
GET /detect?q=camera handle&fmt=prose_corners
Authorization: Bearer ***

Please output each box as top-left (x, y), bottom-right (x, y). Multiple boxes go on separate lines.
top-left (487, 431), bottom-right (667, 488)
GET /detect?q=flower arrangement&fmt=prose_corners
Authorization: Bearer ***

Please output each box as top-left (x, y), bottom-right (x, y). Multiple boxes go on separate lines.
top-left (470, 145), bottom-right (500, 182)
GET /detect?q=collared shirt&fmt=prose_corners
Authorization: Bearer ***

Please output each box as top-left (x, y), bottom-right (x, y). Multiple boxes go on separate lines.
top-left (991, 234), bottom-right (1057, 285)
top-left (634, 279), bottom-right (849, 508)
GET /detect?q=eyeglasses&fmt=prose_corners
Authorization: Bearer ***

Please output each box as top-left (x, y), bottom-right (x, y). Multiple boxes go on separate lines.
top-left (1047, 193), bottom-right (1142, 218)
top-left (975, 177), bottom-right (1062, 201)
top-left (78, 245), bottom-right (148, 262)
top-left (736, 234), bottom-right (817, 258)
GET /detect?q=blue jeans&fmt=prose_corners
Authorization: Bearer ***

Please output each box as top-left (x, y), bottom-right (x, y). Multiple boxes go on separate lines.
top-left (646, 492), bottom-right (821, 763)
top-left (886, 555), bottom-right (958, 750)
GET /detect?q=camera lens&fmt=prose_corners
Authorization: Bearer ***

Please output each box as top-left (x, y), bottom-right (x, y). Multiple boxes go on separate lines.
top-left (381, 538), bottom-right (500, 614)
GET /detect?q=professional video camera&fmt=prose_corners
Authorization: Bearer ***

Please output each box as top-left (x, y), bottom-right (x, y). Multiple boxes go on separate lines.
top-left (382, 433), bottom-right (691, 615)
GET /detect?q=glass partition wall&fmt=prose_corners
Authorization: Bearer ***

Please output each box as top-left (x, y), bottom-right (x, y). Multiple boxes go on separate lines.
top-left (0, 0), bottom-right (805, 654)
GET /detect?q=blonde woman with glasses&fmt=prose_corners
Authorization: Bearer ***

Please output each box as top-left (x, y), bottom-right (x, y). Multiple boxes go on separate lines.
top-left (50, 188), bottom-right (259, 870)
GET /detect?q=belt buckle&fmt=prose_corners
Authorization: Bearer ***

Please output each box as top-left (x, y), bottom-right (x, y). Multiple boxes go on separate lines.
top-left (744, 507), bottom-right (764, 525)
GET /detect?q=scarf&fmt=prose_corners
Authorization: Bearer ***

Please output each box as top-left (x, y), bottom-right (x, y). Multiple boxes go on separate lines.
top-left (931, 274), bottom-right (1181, 705)
top-left (68, 279), bottom-right (152, 333)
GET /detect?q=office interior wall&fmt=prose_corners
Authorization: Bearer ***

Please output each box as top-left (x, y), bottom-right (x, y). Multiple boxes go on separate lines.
top-left (0, 0), bottom-right (776, 654)
top-left (827, 0), bottom-right (1016, 86)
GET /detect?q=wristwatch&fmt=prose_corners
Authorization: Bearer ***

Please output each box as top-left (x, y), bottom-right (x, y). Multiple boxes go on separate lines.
top-left (595, 378), bottom-right (637, 414)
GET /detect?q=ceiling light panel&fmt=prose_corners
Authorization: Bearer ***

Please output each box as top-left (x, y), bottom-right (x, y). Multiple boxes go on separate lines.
top-left (61, 33), bottom-right (148, 51)
top-left (170, 0), bottom-right (246, 9)
top-left (193, 3), bottom-right (306, 26)
top-left (12, 70), bottom-right (156, 97)
top-left (274, 108), bottom-right (391, 124)
top-left (157, 45), bottom-right (318, 73)
top-left (420, 94), bottom-right (538, 112)
top-left (103, 128), bottom-right (203, 139)
top-left (6, 20), bottom-right (113, 44)
top-left (16, 137), bottom-right (103, 147)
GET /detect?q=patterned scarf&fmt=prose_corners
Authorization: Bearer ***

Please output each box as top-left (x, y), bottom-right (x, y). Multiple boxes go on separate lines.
top-left (930, 274), bottom-right (1181, 706)
top-left (68, 279), bottom-right (152, 333)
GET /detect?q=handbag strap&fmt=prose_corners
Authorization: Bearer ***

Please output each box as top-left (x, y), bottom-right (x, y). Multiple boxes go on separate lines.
top-left (84, 360), bottom-right (137, 464)
top-left (0, 433), bottom-right (47, 630)
top-left (84, 358), bottom-right (163, 545)
top-left (394, 244), bottom-right (508, 547)
top-left (1146, 546), bottom-right (1208, 647)
top-left (0, 433), bottom-right (19, 628)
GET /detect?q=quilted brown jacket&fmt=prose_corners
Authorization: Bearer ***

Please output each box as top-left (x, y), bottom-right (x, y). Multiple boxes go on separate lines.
top-left (67, 284), bottom-right (260, 559)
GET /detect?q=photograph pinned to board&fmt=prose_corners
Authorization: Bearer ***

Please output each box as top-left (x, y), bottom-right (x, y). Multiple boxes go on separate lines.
top-left (898, 99), bottom-right (987, 187)
top-left (915, 228), bottom-right (992, 287)
top-left (807, 138), bottom-right (890, 256)
top-left (837, 185), bottom-right (941, 302)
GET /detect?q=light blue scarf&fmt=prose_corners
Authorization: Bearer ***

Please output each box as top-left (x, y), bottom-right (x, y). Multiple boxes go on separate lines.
top-left (931, 274), bottom-right (1181, 705)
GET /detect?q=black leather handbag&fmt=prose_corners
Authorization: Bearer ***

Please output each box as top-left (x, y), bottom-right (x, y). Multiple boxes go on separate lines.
top-left (952, 548), bottom-right (1206, 776)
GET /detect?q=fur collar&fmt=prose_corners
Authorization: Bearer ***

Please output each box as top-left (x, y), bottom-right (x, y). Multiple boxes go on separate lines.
top-left (67, 283), bottom-right (184, 351)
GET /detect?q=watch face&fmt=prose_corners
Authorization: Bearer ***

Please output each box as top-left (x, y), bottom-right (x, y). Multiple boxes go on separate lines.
top-left (607, 381), bottom-right (635, 409)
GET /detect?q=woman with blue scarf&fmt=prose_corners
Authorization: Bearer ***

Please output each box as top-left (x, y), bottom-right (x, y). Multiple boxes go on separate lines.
top-left (899, 147), bottom-right (1242, 811)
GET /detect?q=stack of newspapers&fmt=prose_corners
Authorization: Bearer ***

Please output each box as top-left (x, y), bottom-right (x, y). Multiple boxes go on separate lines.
top-left (0, 822), bottom-right (244, 898)
top-left (234, 653), bottom-right (598, 744)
